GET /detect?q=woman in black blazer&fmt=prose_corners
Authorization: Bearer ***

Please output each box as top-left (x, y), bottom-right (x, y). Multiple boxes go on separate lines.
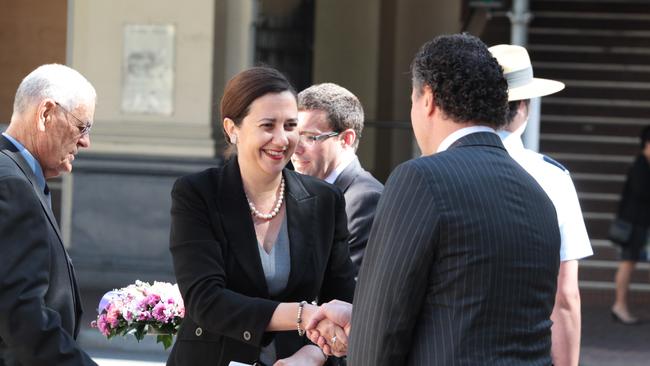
top-left (611, 125), bottom-right (650, 324)
top-left (167, 67), bottom-right (355, 366)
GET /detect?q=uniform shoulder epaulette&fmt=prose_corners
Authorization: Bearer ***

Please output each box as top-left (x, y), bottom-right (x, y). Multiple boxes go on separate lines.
top-left (542, 155), bottom-right (568, 172)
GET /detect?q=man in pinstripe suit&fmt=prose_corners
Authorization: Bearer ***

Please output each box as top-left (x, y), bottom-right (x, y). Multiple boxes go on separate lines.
top-left (308, 34), bottom-right (561, 365)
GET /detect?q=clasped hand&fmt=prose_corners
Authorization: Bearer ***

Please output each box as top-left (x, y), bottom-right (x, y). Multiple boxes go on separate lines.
top-left (304, 300), bottom-right (353, 357)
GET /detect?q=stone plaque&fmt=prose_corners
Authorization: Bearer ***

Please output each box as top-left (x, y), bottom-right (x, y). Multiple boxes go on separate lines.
top-left (122, 24), bottom-right (175, 115)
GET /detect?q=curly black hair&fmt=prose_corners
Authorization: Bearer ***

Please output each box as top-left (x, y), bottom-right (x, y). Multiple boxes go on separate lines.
top-left (411, 33), bottom-right (509, 128)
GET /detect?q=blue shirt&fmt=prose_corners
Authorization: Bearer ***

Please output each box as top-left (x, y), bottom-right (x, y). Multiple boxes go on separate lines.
top-left (2, 132), bottom-right (48, 195)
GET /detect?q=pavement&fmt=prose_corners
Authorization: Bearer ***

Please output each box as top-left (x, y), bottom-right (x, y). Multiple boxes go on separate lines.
top-left (84, 337), bottom-right (167, 365)
top-left (79, 288), bottom-right (649, 366)
top-left (580, 303), bottom-right (650, 366)
top-left (91, 357), bottom-right (164, 366)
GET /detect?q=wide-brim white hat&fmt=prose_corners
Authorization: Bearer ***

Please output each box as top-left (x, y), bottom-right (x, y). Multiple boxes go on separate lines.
top-left (489, 44), bottom-right (565, 101)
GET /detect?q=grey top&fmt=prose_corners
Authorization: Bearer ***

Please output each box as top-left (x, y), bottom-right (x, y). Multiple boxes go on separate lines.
top-left (258, 217), bottom-right (291, 364)
top-left (258, 217), bottom-right (291, 296)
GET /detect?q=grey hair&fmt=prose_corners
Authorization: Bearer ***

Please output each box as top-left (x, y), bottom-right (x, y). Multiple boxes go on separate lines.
top-left (13, 63), bottom-right (96, 114)
top-left (297, 83), bottom-right (364, 149)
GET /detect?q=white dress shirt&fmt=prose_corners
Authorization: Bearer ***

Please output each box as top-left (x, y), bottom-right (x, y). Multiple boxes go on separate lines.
top-left (437, 126), bottom-right (497, 153)
top-left (324, 152), bottom-right (356, 184)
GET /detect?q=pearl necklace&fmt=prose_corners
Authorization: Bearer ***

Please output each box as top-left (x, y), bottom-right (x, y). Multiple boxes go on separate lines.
top-left (246, 177), bottom-right (285, 220)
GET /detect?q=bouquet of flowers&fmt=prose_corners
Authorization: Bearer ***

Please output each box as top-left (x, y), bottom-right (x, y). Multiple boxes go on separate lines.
top-left (91, 280), bottom-right (185, 350)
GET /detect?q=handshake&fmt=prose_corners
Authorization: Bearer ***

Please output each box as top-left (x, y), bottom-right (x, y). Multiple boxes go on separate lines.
top-left (304, 300), bottom-right (353, 357)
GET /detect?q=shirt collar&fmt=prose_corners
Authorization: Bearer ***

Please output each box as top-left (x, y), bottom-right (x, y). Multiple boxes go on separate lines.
top-left (497, 120), bottom-right (528, 153)
top-left (2, 132), bottom-right (48, 191)
top-left (497, 130), bottom-right (525, 153)
top-left (437, 126), bottom-right (496, 153)
top-left (324, 152), bottom-right (356, 184)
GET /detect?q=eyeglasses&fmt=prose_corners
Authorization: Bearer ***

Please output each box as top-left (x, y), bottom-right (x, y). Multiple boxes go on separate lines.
top-left (298, 131), bottom-right (340, 146)
top-left (55, 102), bottom-right (92, 136)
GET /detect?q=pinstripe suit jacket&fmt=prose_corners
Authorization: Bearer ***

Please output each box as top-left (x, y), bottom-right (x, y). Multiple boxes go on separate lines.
top-left (348, 132), bottom-right (560, 366)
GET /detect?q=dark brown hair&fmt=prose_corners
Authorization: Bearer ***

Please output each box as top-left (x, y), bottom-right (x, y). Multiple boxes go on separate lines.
top-left (220, 67), bottom-right (296, 151)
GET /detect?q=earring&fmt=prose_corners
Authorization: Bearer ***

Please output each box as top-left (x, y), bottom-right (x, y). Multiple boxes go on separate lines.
top-left (230, 135), bottom-right (238, 144)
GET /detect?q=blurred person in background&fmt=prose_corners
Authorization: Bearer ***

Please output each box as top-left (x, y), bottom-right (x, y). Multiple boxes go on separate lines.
top-left (292, 83), bottom-right (383, 276)
top-left (611, 125), bottom-right (650, 325)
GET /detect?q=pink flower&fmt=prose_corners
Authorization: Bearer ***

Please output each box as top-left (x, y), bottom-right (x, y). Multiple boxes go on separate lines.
top-left (105, 304), bottom-right (122, 328)
top-left (146, 294), bottom-right (161, 307)
top-left (152, 302), bottom-right (169, 323)
top-left (123, 310), bottom-right (134, 322)
top-left (137, 310), bottom-right (152, 321)
top-left (96, 314), bottom-right (110, 336)
top-left (136, 298), bottom-right (149, 312)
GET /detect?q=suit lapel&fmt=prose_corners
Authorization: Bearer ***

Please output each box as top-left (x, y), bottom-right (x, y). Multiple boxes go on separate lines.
top-left (217, 158), bottom-right (269, 296)
top-left (217, 160), bottom-right (318, 298)
top-left (333, 156), bottom-right (361, 193)
top-left (0, 136), bottom-right (64, 244)
top-left (280, 171), bottom-right (316, 298)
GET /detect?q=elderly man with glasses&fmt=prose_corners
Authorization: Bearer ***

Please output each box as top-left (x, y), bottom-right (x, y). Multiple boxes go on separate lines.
top-left (292, 83), bottom-right (383, 276)
top-left (0, 63), bottom-right (98, 365)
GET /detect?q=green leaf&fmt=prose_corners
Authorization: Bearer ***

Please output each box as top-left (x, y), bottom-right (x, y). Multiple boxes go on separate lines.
top-left (133, 323), bottom-right (146, 341)
top-left (156, 334), bottom-right (173, 350)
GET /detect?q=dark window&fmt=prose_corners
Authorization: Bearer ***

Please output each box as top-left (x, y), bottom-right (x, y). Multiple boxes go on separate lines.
top-left (254, 0), bottom-right (314, 91)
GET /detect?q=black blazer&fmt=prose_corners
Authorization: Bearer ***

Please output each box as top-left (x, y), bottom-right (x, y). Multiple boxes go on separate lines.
top-left (333, 157), bottom-right (383, 275)
top-left (618, 154), bottom-right (650, 227)
top-left (348, 132), bottom-right (560, 366)
top-left (167, 158), bottom-right (356, 366)
top-left (0, 136), bottom-right (94, 366)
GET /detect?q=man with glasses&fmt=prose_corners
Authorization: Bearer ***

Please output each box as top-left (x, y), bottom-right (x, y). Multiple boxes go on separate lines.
top-left (292, 83), bottom-right (383, 275)
top-left (0, 64), bottom-right (98, 365)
